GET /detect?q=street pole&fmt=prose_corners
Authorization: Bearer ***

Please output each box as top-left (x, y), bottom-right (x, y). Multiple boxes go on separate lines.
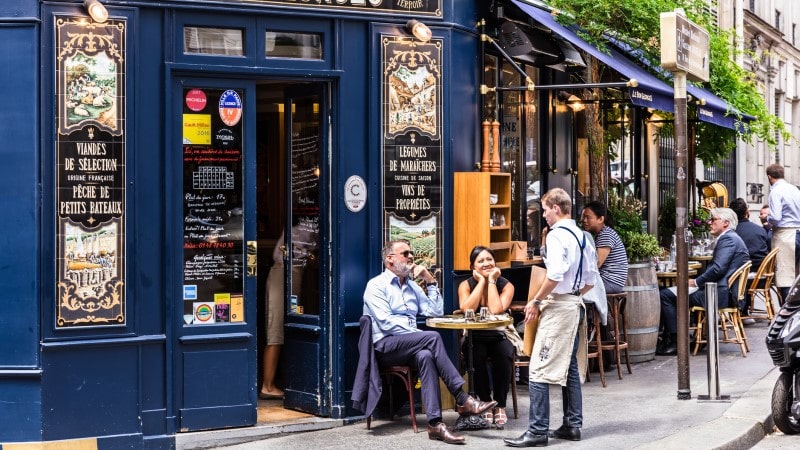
top-left (673, 71), bottom-right (691, 400)
top-left (662, 8), bottom-right (706, 401)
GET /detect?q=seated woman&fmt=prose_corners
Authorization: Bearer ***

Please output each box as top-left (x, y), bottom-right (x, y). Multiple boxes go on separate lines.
top-left (581, 201), bottom-right (628, 293)
top-left (457, 246), bottom-right (515, 429)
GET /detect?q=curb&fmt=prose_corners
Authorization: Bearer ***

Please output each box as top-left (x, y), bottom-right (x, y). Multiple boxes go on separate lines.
top-left (175, 417), bottom-right (344, 450)
top-left (636, 367), bottom-right (778, 450)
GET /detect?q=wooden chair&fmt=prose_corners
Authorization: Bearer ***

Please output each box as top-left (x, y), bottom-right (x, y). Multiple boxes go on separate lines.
top-left (358, 316), bottom-right (418, 433)
top-left (510, 355), bottom-right (529, 419)
top-left (745, 248), bottom-right (780, 321)
top-left (691, 261), bottom-right (752, 357)
top-left (585, 305), bottom-right (607, 387)
top-left (604, 292), bottom-right (632, 379)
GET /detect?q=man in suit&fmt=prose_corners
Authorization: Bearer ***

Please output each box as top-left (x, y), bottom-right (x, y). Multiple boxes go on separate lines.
top-left (657, 208), bottom-right (750, 355)
top-left (729, 197), bottom-right (768, 273)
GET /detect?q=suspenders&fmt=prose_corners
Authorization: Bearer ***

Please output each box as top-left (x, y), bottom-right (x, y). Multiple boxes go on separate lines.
top-left (553, 226), bottom-right (586, 295)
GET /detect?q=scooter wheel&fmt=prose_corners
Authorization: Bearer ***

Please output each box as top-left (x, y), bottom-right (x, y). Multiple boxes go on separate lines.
top-left (772, 372), bottom-right (800, 435)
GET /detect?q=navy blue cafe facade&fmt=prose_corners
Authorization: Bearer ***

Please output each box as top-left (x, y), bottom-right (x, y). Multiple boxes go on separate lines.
top-left (0, 0), bottom-right (742, 447)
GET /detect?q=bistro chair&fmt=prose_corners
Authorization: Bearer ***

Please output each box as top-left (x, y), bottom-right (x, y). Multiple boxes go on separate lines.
top-left (691, 261), bottom-right (751, 357)
top-left (358, 315), bottom-right (419, 433)
top-left (745, 248), bottom-right (780, 321)
top-left (509, 354), bottom-right (529, 419)
top-left (585, 304), bottom-right (607, 387)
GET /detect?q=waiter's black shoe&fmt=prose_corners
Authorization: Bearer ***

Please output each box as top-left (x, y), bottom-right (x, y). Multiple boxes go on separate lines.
top-left (656, 343), bottom-right (677, 356)
top-left (504, 431), bottom-right (548, 447)
top-left (548, 425), bottom-right (581, 441)
top-left (455, 396), bottom-right (497, 416)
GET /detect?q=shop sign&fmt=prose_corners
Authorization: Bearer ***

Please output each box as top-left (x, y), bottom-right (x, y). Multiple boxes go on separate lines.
top-left (252, 0), bottom-right (441, 16)
top-left (55, 17), bottom-right (126, 328)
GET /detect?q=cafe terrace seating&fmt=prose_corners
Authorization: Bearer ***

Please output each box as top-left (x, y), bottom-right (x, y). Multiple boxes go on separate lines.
top-left (745, 248), bottom-right (780, 321)
top-left (690, 261), bottom-right (752, 357)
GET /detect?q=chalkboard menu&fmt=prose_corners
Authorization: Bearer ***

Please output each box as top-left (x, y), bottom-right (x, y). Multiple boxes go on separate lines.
top-left (182, 88), bottom-right (245, 325)
top-left (288, 99), bottom-right (321, 316)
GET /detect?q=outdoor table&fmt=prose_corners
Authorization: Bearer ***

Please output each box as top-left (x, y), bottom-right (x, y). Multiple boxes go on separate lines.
top-left (657, 268), bottom-right (698, 287)
top-left (426, 314), bottom-right (514, 395)
top-left (427, 314), bottom-right (513, 430)
top-left (689, 255), bottom-right (713, 273)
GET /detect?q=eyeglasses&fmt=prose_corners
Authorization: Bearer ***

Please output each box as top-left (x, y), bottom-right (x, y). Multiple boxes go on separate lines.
top-left (389, 250), bottom-right (414, 258)
top-left (709, 217), bottom-right (722, 222)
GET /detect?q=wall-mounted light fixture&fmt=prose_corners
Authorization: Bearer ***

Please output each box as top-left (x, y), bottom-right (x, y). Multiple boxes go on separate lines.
top-left (84, 0), bottom-right (109, 23)
top-left (406, 20), bottom-right (432, 42)
top-left (558, 91), bottom-right (585, 112)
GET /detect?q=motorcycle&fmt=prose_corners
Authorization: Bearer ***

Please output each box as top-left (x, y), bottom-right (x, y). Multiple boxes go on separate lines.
top-left (765, 277), bottom-right (800, 434)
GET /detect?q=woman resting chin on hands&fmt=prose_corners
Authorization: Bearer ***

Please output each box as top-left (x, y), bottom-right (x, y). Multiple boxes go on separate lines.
top-left (457, 245), bottom-right (515, 429)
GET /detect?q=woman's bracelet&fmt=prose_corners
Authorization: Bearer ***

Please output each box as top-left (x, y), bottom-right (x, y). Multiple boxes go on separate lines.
top-left (488, 280), bottom-right (497, 284)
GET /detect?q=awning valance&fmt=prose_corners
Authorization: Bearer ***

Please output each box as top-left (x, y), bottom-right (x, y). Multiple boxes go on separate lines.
top-left (510, 0), bottom-right (751, 130)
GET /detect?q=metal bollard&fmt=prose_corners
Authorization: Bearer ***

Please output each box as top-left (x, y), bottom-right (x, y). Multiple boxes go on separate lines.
top-left (698, 282), bottom-right (731, 402)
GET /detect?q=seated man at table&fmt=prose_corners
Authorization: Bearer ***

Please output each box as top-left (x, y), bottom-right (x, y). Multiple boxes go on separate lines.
top-left (362, 239), bottom-right (496, 445)
top-left (657, 208), bottom-right (750, 356)
top-left (730, 197), bottom-right (768, 273)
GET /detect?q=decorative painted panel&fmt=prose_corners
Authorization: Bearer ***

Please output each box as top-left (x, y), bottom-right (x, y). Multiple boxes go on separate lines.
top-left (55, 17), bottom-right (126, 328)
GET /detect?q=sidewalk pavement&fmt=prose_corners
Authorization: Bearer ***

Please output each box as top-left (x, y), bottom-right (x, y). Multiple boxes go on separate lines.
top-left (185, 319), bottom-right (785, 449)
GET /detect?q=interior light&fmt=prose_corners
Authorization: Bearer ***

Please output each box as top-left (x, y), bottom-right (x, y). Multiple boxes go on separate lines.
top-left (406, 20), bottom-right (432, 42)
top-left (84, 0), bottom-right (109, 23)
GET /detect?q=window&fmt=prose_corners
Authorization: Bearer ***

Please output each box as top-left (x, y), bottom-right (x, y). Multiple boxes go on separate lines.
top-left (265, 31), bottom-right (323, 59)
top-left (183, 27), bottom-right (244, 56)
top-left (793, 24), bottom-right (796, 46)
top-left (749, 0), bottom-right (755, 13)
top-left (776, 10), bottom-right (781, 31)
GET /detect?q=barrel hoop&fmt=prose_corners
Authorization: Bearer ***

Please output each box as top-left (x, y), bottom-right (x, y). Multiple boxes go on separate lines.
top-left (623, 284), bottom-right (659, 292)
top-left (626, 326), bottom-right (660, 334)
top-left (628, 262), bottom-right (653, 269)
top-left (628, 349), bottom-right (656, 356)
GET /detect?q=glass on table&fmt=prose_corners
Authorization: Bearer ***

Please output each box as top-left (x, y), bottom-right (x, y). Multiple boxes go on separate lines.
top-left (464, 309), bottom-right (476, 322)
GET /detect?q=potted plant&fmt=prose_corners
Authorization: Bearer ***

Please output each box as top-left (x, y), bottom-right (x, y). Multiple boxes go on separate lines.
top-left (607, 191), bottom-right (662, 262)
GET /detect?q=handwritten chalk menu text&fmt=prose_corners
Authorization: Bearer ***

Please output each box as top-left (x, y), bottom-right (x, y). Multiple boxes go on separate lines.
top-left (55, 17), bottom-right (126, 328)
top-left (182, 87), bottom-right (244, 325)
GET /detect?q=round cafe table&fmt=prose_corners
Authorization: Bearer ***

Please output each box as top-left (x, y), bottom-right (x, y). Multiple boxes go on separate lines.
top-left (427, 314), bottom-right (513, 430)
top-left (656, 268), bottom-right (698, 287)
top-left (426, 314), bottom-right (513, 396)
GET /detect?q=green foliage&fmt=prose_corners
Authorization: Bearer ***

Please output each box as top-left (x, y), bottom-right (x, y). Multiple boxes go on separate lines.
top-left (606, 190), bottom-right (661, 260)
top-left (688, 207), bottom-right (711, 235)
top-left (620, 230), bottom-right (663, 261)
top-left (657, 195), bottom-right (676, 246)
top-left (545, 0), bottom-right (788, 163)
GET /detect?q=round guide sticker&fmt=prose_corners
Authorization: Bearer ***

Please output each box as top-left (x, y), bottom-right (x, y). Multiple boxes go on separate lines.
top-left (185, 89), bottom-right (207, 112)
top-left (218, 89), bottom-right (243, 126)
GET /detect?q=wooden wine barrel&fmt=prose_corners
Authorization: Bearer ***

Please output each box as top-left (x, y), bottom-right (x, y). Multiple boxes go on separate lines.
top-left (623, 261), bottom-right (660, 363)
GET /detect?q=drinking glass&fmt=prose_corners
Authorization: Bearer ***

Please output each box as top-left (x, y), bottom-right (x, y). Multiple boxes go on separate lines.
top-left (464, 309), bottom-right (476, 322)
top-left (479, 307), bottom-right (489, 321)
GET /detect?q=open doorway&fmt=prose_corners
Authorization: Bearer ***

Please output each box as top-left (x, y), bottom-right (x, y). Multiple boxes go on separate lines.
top-left (255, 80), bottom-right (325, 422)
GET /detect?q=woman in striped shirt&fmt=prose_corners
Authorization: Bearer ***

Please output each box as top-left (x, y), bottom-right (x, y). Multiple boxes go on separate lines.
top-left (581, 201), bottom-right (628, 293)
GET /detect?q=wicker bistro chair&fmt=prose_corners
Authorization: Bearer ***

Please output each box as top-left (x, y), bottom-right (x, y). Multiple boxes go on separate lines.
top-left (745, 248), bottom-right (780, 321)
top-left (691, 261), bottom-right (752, 357)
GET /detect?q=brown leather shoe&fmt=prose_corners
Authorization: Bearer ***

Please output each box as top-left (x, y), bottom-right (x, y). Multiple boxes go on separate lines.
top-left (455, 395), bottom-right (497, 417)
top-left (427, 422), bottom-right (465, 445)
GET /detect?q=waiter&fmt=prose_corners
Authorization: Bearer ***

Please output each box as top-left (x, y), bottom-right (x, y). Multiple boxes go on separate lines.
top-left (766, 163), bottom-right (800, 300)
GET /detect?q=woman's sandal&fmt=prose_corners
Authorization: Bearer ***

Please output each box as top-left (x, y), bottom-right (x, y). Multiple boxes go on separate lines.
top-left (493, 407), bottom-right (507, 429)
top-left (481, 409), bottom-right (494, 425)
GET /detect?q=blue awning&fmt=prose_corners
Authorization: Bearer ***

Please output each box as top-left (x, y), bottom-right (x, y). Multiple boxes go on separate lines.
top-left (512, 0), bottom-right (675, 112)
top-left (511, 0), bottom-right (752, 130)
top-left (611, 39), bottom-right (754, 130)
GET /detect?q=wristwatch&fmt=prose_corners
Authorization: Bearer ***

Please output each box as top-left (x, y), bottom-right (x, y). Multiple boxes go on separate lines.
top-left (531, 299), bottom-right (541, 307)
top-left (426, 280), bottom-right (438, 286)
top-left (488, 280), bottom-right (497, 285)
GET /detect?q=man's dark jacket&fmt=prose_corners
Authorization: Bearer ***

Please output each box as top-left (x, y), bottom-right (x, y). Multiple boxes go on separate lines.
top-left (735, 220), bottom-right (768, 271)
top-left (695, 230), bottom-right (750, 308)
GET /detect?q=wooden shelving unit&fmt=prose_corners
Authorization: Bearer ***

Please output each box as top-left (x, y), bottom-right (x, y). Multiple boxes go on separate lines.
top-left (454, 172), bottom-right (512, 270)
